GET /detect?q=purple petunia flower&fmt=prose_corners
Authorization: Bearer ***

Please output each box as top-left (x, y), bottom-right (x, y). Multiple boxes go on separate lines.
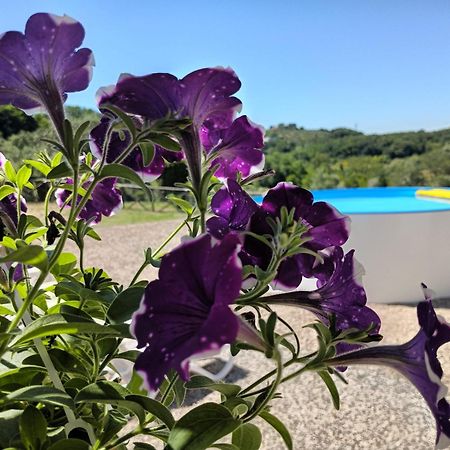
top-left (0, 13), bottom-right (94, 136)
top-left (262, 247), bottom-right (381, 352)
top-left (55, 177), bottom-right (122, 224)
top-left (207, 178), bottom-right (259, 240)
top-left (327, 295), bottom-right (450, 449)
top-left (208, 181), bottom-right (350, 290)
top-left (97, 68), bottom-right (264, 183)
top-left (89, 117), bottom-right (182, 182)
top-left (202, 115), bottom-right (265, 180)
top-left (131, 233), bottom-right (261, 392)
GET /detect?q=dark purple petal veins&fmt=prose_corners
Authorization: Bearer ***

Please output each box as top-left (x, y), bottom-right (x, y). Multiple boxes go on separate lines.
top-left (207, 115), bottom-right (265, 179)
top-left (131, 234), bottom-right (244, 391)
top-left (179, 67), bottom-right (242, 129)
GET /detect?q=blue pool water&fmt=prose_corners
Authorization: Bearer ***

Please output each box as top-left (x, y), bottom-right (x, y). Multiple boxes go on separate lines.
top-left (252, 187), bottom-right (450, 214)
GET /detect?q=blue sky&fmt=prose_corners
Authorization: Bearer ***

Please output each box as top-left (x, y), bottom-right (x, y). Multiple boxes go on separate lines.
top-left (1, 1), bottom-right (449, 133)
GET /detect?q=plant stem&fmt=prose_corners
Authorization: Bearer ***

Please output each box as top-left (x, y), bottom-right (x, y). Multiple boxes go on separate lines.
top-left (243, 350), bottom-right (283, 422)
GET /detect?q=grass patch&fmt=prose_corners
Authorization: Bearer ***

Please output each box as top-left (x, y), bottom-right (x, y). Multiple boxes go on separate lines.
top-left (26, 201), bottom-right (183, 227)
top-left (100, 202), bottom-right (183, 226)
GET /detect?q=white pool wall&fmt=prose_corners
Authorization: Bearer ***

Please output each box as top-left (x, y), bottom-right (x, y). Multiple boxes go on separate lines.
top-left (344, 210), bottom-right (450, 304)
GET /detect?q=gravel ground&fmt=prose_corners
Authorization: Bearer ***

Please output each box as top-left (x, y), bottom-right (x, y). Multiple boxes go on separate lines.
top-left (74, 220), bottom-right (450, 450)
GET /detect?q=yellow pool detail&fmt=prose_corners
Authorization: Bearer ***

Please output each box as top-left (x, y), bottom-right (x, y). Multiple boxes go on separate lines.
top-left (416, 188), bottom-right (450, 200)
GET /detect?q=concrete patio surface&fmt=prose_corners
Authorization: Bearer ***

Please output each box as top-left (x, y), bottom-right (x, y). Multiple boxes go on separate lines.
top-left (73, 219), bottom-right (450, 449)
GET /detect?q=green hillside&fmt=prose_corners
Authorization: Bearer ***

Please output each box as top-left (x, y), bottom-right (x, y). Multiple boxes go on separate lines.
top-left (262, 124), bottom-right (450, 189)
top-left (0, 106), bottom-right (449, 191)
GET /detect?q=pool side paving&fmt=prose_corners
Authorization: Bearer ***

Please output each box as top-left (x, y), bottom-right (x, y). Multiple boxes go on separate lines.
top-left (71, 219), bottom-right (450, 449)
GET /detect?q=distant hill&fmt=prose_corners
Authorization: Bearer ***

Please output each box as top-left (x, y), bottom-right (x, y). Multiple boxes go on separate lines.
top-left (261, 124), bottom-right (450, 188)
top-left (0, 106), bottom-right (448, 190)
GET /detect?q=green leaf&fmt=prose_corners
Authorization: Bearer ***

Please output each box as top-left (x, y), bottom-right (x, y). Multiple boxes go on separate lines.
top-left (107, 286), bottom-right (144, 324)
top-left (232, 423), bottom-right (262, 450)
top-left (0, 245), bottom-right (48, 271)
top-left (185, 376), bottom-right (241, 398)
top-left (99, 163), bottom-right (150, 197)
top-left (134, 443), bottom-right (157, 450)
top-left (211, 445), bottom-right (239, 450)
top-left (126, 394), bottom-right (175, 429)
top-left (0, 185), bottom-right (16, 201)
top-left (4, 160), bottom-right (16, 182)
top-left (10, 313), bottom-right (120, 346)
top-left (102, 104), bottom-right (137, 138)
top-left (166, 403), bottom-right (241, 450)
top-left (318, 370), bottom-right (340, 410)
top-left (99, 409), bottom-right (128, 446)
top-left (0, 409), bottom-right (21, 446)
top-left (167, 195), bottom-right (193, 215)
top-left (75, 381), bottom-right (146, 424)
top-left (0, 365), bottom-right (47, 388)
top-left (48, 439), bottom-right (90, 450)
top-left (16, 166), bottom-right (32, 190)
top-left (140, 141), bottom-right (155, 166)
top-left (150, 134), bottom-right (181, 151)
top-left (47, 162), bottom-right (72, 179)
top-left (50, 252), bottom-right (77, 277)
top-left (259, 410), bottom-right (293, 450)
top-left (19, 405), bottom-right (47, 450)
top-left (24, 159), bottom-right (51, 176)
top-left (1, 386), bottom-right (74, 409)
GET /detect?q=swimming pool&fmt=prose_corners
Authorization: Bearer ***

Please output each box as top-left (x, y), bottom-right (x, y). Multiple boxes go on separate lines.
top-left (253, 187), bottom-right (450, 214)
top-left (255, 186), bottom-right (450, 304)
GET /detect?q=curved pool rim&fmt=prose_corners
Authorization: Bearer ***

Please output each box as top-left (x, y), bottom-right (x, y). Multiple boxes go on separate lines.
top-left (253, 186), bottom-right (450, 215)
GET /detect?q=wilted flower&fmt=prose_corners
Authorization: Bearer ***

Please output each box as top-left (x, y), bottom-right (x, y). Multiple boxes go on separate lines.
top-left (90, 117), bottom-right (182, 182)
top-left (98, 68), bottom-right (264, 185)
top-left (262, 247), bottom-right (381, 352)
top-left (0, 13), bottom-right (94, 137)
top-left (131, 233), bottom-right (262, 391)
top-left (327, 295), bottom-right (450, 449)
top-left (55, 177), bottom-right (122, 224)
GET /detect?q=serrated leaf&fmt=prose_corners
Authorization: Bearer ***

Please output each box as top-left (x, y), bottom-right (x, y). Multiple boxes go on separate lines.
top-left (167, 403), bottom-right (241, 450)
top-left (259, 410), bottom-right (293, 450)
